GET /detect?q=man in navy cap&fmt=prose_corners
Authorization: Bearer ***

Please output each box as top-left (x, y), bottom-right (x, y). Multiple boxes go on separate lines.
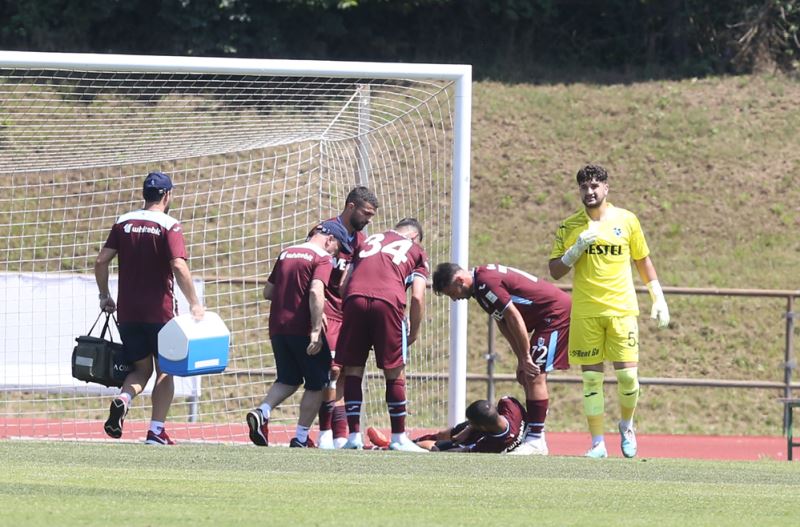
top-left (95, 171), bottom-right (205, 445)
top-left (246, 220), bottom-right (352, 448)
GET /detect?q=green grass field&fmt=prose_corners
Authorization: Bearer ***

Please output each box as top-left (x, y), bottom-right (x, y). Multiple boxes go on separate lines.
top-left (1, 441), bottom-right (798, 526)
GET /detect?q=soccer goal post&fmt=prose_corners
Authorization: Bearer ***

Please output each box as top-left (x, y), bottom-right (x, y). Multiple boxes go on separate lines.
top-left (0, 51), bottom-right (471, 443)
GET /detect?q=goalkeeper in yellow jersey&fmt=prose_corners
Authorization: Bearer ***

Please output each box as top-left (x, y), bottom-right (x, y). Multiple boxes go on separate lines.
top-left (548, 164), bottom-right (669, 459)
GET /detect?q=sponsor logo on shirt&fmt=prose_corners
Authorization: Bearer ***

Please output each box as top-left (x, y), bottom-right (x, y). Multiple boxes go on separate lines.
top-left (123, 223), bottom-right (162, 236)
top-left (280, 251), bottom-right (313, 261)
top-left (485, 291), bottom-right (498, 303)
top-left (586, 244), bottom-right (623, 256)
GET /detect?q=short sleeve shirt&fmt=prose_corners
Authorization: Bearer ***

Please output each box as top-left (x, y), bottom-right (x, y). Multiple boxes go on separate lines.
top-left (467, 396), bottom-right (526, 453)
top-left (104, 209), bottom-right (187, 324)
top-left (268, 242), bottom-right (334, 337)
top-left (320, 216), bottom-right (366, 318)
top-left (344, 230), bottom-right (429, 312)
top-left (550, 204), bottom-right (649, 318)
top-left (472, 264), bottom-right (571, 332)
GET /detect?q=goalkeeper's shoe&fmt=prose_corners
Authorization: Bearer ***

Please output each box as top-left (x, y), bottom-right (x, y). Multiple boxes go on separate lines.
top-left (289, 437), bottom-right (317, 448)
top-left (145, 429), bottom-right (175, 446)
top-left (584, 442), bottom-right (608, 459)
top-left (366, 427), bottom-right (390, 448)
top-left (246, 409), bottom-right (269, 447)
top-left (619, 422), bottom-right (638, 458)
top-left (103, 397), bottom-right (128, 439)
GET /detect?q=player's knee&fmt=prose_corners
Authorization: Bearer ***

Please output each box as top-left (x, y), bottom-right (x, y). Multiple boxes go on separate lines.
top-left (582, 370), bottom-right (604, 394)
top-left (615, 367), bottom-right (639, 395)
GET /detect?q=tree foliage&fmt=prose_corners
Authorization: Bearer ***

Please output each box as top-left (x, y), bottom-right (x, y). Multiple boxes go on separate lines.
top-left (1, 0), bottom-right (798, 78)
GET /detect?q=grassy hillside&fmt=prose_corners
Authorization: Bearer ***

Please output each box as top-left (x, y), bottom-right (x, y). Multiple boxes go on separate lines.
top-left (464, 74), bottom-right (800, 436)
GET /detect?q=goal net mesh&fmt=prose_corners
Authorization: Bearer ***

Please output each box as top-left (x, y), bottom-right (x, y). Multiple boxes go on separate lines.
top-left (0, 63), bottom-right (456, 443)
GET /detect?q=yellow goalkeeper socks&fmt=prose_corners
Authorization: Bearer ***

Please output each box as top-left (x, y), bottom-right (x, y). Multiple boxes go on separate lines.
top-left (615, 367), bottom-right (639, 422)
top-left (582, 370), bottom-right (605, 438)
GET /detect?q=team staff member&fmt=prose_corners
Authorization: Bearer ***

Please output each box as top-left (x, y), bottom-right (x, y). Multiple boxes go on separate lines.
top-left (96, 171), bottom-right (205, 445)
top-left (549, 164), bottom-right (669, 459)
top-left (246, 221), bottom-right (352, 448)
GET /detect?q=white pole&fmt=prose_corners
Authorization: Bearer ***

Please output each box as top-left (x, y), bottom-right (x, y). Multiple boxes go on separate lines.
top-left (448, 67), bottom-right (472, 426)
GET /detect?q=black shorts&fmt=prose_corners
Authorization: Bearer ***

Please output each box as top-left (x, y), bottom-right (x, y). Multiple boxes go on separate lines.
top-left (271, 334), bottom-right (332, 390)
top-left (118, 322), bottom-right (165, 363)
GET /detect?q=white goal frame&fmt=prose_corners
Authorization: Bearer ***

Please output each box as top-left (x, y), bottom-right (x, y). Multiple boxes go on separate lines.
top-left (0, 50), bottom-right (471, 428)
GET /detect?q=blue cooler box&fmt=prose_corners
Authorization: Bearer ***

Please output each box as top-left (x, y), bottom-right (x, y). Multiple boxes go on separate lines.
top-left (158, 311), bottom-right (230, 376)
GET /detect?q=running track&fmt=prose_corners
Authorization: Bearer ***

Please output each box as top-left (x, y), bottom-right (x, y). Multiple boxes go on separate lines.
top-left (1, 418), bottom-right (793, 461)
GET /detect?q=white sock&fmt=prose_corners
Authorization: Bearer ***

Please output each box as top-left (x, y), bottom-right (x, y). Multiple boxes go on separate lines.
top-left (348, 432), bottom-right (362, 443)
top-left (592, 435), bottom-right (605, 447)
top-left (391, 432), bottom-right (408, 444)
top-left (319, 429), bottom-right (333, 442)
top-left (333, 437), bottom-right (348, 449)
top-left (295, 425), bottom-right (310, 443)
top-left (149, 420), bottom-right (164, 434)
top-left (117, 392), bottom-right (132, 405)
top-left (258, 403), bottom-right (272, 419)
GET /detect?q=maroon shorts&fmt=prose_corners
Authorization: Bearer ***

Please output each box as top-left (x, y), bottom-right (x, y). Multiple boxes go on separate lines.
top-left (530, 323), bottom-right (570, 372)
top-left (325, 312), bottom-right (343, 368)
top-left (336, 296), bottom-right (405, 370)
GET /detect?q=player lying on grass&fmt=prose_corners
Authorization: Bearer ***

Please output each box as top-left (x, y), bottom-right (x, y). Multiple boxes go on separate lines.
top-left (369, 397), bottom-right (526, 453)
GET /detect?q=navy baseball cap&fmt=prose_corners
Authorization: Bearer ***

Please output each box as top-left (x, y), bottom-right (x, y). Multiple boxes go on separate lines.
top-left (319, 220), bottom-right (353, 254)
top-left (143, 171), bottom-right (173, 194)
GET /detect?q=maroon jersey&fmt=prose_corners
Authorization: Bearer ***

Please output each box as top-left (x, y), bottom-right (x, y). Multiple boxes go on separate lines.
top-left (344, 230), bottom-right (429, 311)
top-left (267, 242), bottom-right (334, 337)
top-left (104, 209), bottom-right (187, 324)
top-left (468, 396), bottom-right (526, 453)
top-left (472, 264), bottom-right (570, 332)
top-left (321, 216), bottom-right (366, 318)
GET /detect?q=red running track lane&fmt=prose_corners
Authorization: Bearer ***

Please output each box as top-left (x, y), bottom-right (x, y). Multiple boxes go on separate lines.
top-left (0, 419), bottom-right (792, 461)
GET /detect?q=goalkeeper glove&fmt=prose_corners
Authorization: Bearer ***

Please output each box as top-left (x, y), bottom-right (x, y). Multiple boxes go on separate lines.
top-left (560, 225), bottom-right (599, 267)
top-left (646, 280), bottom-right (670, 328)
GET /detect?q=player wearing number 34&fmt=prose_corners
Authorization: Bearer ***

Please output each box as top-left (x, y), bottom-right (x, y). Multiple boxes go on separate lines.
top-left (336, 218), bottom-right (429, 453)
top-left (432, 262), bottom-right (571, 456)
top-left (549, 164), bottom-right (670, 460)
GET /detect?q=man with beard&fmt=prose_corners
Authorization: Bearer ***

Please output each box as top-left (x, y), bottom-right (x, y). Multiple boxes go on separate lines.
top-left (316, 187), bottom-right (379, 449)
top-left (548, 164), bottom-right (670, 459)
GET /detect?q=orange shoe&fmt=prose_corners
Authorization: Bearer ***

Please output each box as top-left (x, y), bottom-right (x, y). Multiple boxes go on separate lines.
top-left (366, 427), bottom-right (390, 448)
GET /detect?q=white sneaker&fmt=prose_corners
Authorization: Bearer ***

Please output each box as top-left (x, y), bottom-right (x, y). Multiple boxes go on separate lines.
top-left (585, 442), bottom-right (608, 458)
top-left (509, 439), bottom-right (549, 456)
top-left (318, 430), bottom-right (335, 450)
top-left (342, 433), bottom-right (364, 450)
top-left (388, 436), bottom-right (429, 453)
top-left (618, 422), bottom-right (637, 458)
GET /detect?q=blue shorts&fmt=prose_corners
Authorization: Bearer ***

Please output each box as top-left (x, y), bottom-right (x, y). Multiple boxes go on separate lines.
top-left (118, 322), bottom-right (165, 363)
top-left (271, 334), bottom-right (332, 390)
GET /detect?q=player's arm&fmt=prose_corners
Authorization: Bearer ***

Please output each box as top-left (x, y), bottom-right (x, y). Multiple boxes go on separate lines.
top-left (171, 257), bottom-right (205, 320)
top-left (407, 274), bottom-right (426, 346)
top-left (495, 303), bottom-right (540, 379)
top-left (263, 281), bottom-right (274, 300)
top-left (549, 257), bottom-right (571, 280)
top-left (550, 223), bottom-right (599, 280)
top-left (634, 256), bottom-right (669, 329)
top-left (307, 278), bottom-right (326, 355)
top-left (94, 247), bottom-right (117, 313)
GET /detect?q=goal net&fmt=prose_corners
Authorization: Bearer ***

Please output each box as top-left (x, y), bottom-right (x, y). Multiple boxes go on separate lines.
top-left (0, 52), bottom-right (471, 443)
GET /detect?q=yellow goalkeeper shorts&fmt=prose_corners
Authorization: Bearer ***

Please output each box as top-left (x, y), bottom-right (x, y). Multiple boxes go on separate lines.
top-left (567, 315), bottom-right (639, 366)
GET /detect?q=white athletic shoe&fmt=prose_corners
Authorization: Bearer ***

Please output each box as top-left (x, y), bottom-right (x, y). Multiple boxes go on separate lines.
top-left (389, 437), bottom-right (429, 453)
top-left (333, 437), bottom-right (348, 449)
top-left (318, 429), bottom-right (335, 450)
top-left (585, 442), bottom-right (608, 459)
top-left (342, 434), bottom-right (364, 450)
top-left (618, 422), bottom-right (638, 458)
top-left (509, 439), bottom-right (549, 456)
